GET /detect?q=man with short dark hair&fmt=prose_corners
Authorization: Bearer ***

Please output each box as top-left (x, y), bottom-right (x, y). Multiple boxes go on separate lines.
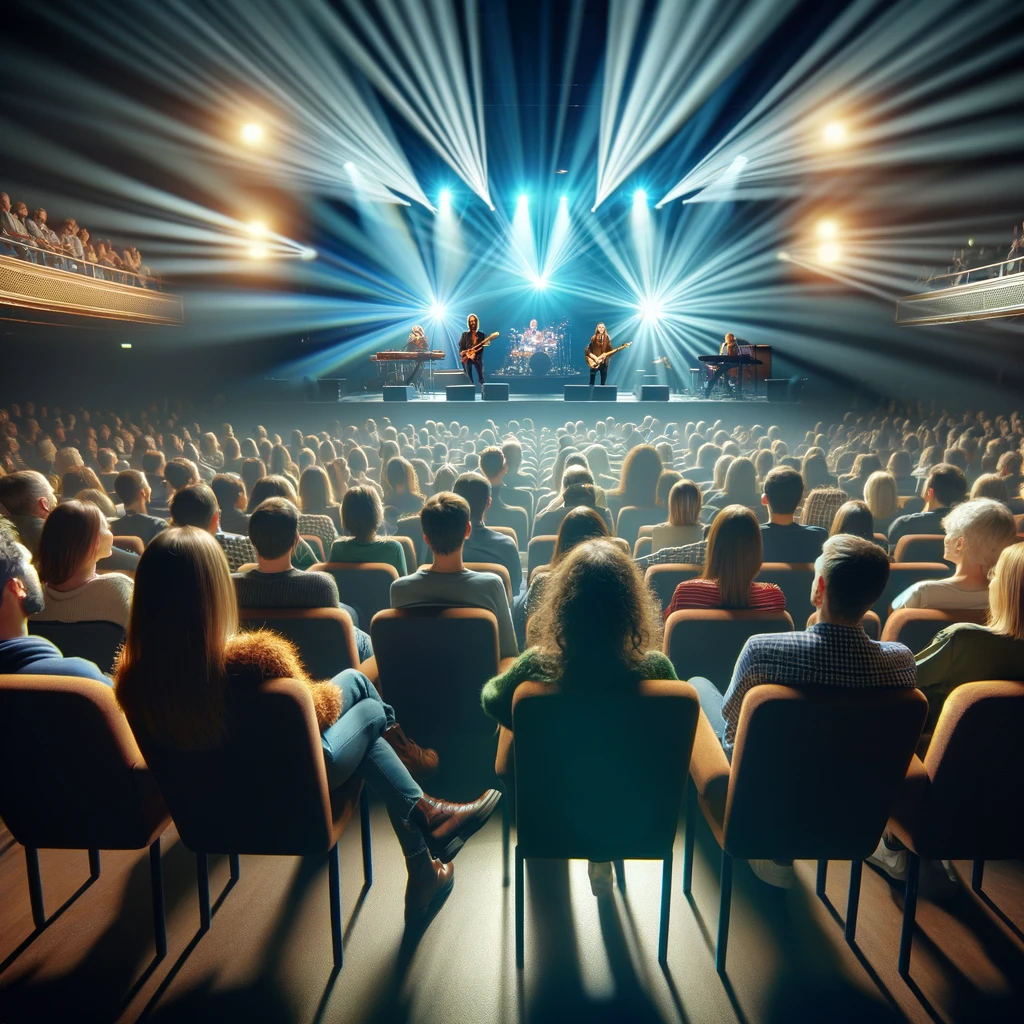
top-left (452, 473), bottom-right (522, 595)
top-left (112, 470), bottom-right (167, 547)
top-left (141, 450), bottom-right (169, 515)
top-left (759, 466), bottom-right (828, 562)
top-left (0, 526), bottom-right (108, 682)
top-left (390, 492), bottom-right (518, 658)
top-left (687, 534), bottom-right (917, 888)
top-left (533, 471), bottom-right (613, 536)
top-left (171, 483), bottom-right (257, 571)
top-left (887, 463), bottom-right (967, 549)
top-left (0, 470), bottom-right (58, 558)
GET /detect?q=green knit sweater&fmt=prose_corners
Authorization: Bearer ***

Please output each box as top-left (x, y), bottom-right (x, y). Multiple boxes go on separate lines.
top-left (480, 649), bottom-right (678, 730)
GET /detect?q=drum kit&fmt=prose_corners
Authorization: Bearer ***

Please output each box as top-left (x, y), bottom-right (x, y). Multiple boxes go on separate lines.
top-left (501, 317), bottom-right (572, 376)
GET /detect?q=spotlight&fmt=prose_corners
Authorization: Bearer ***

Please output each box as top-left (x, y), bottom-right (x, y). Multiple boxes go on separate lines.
top-left (817, 242), bottom-right (841, 265)
top-left (248, 244), bottom-right (269, 260)
top-left (816, 219), bottom-right (838, 240)
top-left (240, 122), bottom-right (264, 145)
top-left (729, 155), bottom-right (748, 172)
top-left (300, 247), bottom-right (318, 261)
top-left (517, 193), bottom-right (528, 205)
top-left (777, 251), bottom-right (791, 261)
top-left (344, 161), bottom-right (357, 175)
top-left (438, 188), bottom-right (452, 206)
top-left (532, 275), bottom-right (549, 290)
top-left (823, 121), bottom-right (847, 146)
top-left (638, 297), bottom-right (663, 322)
top-left (633, 189), bottom-right (647, 203)
top-left (559, 194), bottom-right (568, 204)
top-left (120, 343), bottom-right (133, 349)
top-left (429, 301), bottom-right (447, 319)
top-left (247, 220), bottom-right (267, 238)
top-left (555, 169), bottom-right (568, 175)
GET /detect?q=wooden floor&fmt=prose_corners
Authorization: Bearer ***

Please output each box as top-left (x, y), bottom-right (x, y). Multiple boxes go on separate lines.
top-left (1, 803), bottom-right (1022, 1024)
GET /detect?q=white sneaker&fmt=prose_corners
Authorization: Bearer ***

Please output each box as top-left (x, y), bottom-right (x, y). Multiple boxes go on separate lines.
top-left (588, 860), bottom-right (613, 896)
top-left (867, 837), bottom-right (907, 881)
top-left (748, 858), bottom-right (795, 889)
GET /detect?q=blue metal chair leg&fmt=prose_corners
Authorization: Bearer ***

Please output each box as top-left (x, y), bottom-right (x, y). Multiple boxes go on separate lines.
top-left (614, 860), bottom-right (626, 893)
top-left (898, 853), bottom-right (921, 977)
top-left (150, 838), bottom-right (167, 958)
top-left (971, 859), bottom-right (984, 894)
top-left (229, 853), bottom-right (240, 881)
top-left (328, 842), bottom-right (343, 969)
top-left (515, 847), bottom-right (525, 969)
top-left (88, 849), bottom-right (101, 880)
top-left (716, 851), bottom-right (733, 974)
top-left (197, 853), bottom-right (211, 931)
top-left (658, 852), bottom-right (673, 964)
top-left (845, 858), bottom-right (863, 943)
top-left (360, 789), bottom-right (373, 888)
top-left (682, 782), bottom-right (696, 896)
top-left (25, 847), bottom-right (45, 929)
top-left (816, 859), bottom-right (828, 899)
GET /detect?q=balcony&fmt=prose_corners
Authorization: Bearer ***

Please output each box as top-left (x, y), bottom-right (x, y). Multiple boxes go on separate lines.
top-left (896, 257), bottom-right (1024, 326)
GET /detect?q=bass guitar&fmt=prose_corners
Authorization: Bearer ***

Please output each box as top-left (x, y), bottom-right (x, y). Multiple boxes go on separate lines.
top-left (460, 331), bottom-right (500, 362)
top-left (585, 341), bottom-right (631, 370)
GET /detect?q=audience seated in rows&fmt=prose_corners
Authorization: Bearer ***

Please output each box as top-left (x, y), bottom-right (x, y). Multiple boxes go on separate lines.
top-left (452, 473), bottom-right (522, 595)
top-left (651, 479), bottom-right (704, 552)
top-left (112, 470), bottom-right (167, 546)
top-left (829, 499), bottom-right (877, 544)
top-left (887, 464), bottom-right (968, 548)
top-left (330, 486), bottom-right (408, 574)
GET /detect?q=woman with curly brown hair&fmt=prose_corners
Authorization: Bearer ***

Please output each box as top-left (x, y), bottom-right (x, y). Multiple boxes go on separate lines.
top-left (115, 526), bottom-right (500, 924)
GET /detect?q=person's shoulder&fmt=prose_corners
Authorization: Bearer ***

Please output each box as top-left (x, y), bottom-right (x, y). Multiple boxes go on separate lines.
top-left (802, 524), bottom-right (828, 535)
top-left (640, 651), bottom-right (677, 677)
top-left (94, 571), bottom-right (133, 591)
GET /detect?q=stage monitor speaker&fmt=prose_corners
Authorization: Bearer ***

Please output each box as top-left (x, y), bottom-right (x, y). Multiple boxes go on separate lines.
top-left (435, 370), bottom-right (467, 388)
top-left (640, 384), bottom-right (670, 402)
top-left (482, 383), bottom-right (509, 401)
top-left (593, 385), bottom-right (617, 402)
top-left (765, 378), bottom-right (790, 402)
top-left (383, 385), bottom-right (416, 402)
top-left (446, 385), bottom-right (476, 402)
top-left (564, 385), bottom-right (591, 402)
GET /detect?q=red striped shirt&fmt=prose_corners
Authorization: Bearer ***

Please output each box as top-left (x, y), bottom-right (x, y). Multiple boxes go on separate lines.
top-left (664, 579), bottom-right (786, 620)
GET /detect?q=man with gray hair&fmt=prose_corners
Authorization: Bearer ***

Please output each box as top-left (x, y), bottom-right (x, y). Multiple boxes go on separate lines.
top-left (686, 534), bottom-right (917, 889)
top-left (0, 524), bottom-right (108, 681)
top-left (0, 470), bottom-right (58, 558)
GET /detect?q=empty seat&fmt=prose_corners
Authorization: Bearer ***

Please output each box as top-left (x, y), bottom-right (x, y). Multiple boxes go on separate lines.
top-left (527, 536), bottom-right (558, 576)
top-left (311, 562), bottom-right (399, 630)
top-left (664, 609), bottom-right (794, 691)
top-left (615, 506), bottom-right (662, 549)
top-left (892, 534), bottom-right (947, 564)
top-left (28, 620), bottom-right (125, 675)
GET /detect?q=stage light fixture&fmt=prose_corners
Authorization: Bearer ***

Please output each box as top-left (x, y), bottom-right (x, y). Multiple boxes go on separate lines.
top-left (633, 189), bottom-right (648, 204)
top-left (247, 220), bottom-right (267, 238)
top-left (300, 248), bottom-right (317, 261)
top-left (439, 188), bottom-right (452, 207)
top-left (248, 244), bottom-right (269, 260)
top-left (240, 122), bottom-right (264, 145)
top-left (556, 169), bottom-right (568, 175)
top-left (816, 219), bottom-right (838, 239)
top-left (429, 301), bottom-right (447, 319)
top-left (823, 121), bottom-right (847, 146)
top-left (817, 241), bottom-right (841, 264)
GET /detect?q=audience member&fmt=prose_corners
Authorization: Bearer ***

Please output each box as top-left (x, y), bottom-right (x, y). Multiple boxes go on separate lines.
top-left (330, 486), bottom-right (407, 575)
top-left (651, 479), bottom-right (704, 552)
top-left (300, 465), bottom-right (343, 532)
top-left (606, 444), bottom-right (662, 517)
top-left (452, 473), bottom-right (522, 595)
top-left (759, 467), bottom-right (828, 562)
top-left (114, 526), bottom-right (499, 923)
top-left (211, 473), bottom-right (250, 535)
top-left (891, 498), bottom-right (1017, 611)
top-left (887, 463), bottom-right (967, 548)
top-left (863, 471), bottom-right (900, 534)
top-left (112, 470), bottom-right (167, 546)
top-left (0, 470), bottom-right (57, 556)
top-left (390, 493), bottom-right (517, 658)
top-left (829, 500), bottom-right (877, 543)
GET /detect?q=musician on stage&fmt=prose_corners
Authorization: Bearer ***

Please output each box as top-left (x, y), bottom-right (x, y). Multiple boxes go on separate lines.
top-left (459, 313), bottom-right (487, 385)
top-left (404, 324), bottom-right (428, 388)
top-left (586, 322), bottom-right (613, 386)
top-left (717, 332), bottom-right (740, 394)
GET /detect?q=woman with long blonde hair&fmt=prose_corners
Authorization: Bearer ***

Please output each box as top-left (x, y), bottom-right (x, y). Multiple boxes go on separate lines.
top-left (115, 527), bottom-right (500, 923)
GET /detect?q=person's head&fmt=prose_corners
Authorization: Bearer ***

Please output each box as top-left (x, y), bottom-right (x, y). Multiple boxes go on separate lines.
top-left (851, 453), bottom-right (882, 479)
top-left (702, 506), bottom-right (763, 606)
top-left (695, 442), bottom-right (722, 471)
top-left (141, 450), bottom-right (166, 479)
top-left (762, 466), bottom-right (804, 515)
top-left (76, 488), bottom-right (118, 518)
top-left (801, 452), bottom-right (832, 491)
top-left (723, 457), bottom-right (759, 504)
top-left (940, 498), bottom-right (1017, 576)
top-left (533, 539), bottom-right (662, 678)
top-left (384, 456), bottom-right (420, 499)
top-left (997, 451), bottom-right (1023, 481)
top-left (298, 465), bottom-right (335, 513)
top-left (615, 444), bottom-right (662, 504)
top-left (467, 313), bottom-right (478, 331)
top-left (240, 457), bottom-right (266, 498)
top-left (0, 470), bottom-right (57, 520)
top-left (97, 448), bottom-right (118, 473)
top-left (829, 500), bottom-right (876, 542)
top-left (248, 497), bottom-right (300, 559)
top-left (341, 485), bottom-right (384, 543)
top-left (115, 527), bottom-right (238, 750)
top-left (812, 535), bottom-right (891, 625)
top-left (710, 454), bottom-right (734, 492)
top-left (971, 473), bottom-right (1010, 503)
top-left (479, 446), bottom-right (506, 483)
top-left (0, 527), bottom-right (45, 628)
top-left (114, 469), bottom-right (151, 508)
top-left (246, 474), bottom-right (298, 514)
top-left (887, 450), bottom-right (912, 478)
top-left (164, 457), bottom-right (200, 492)
top-left (987, 542), bottom-right (1024, 640)
top-left (211, 473), bottom-right (246, 515)
top-left (36, 499), bottom-right (113, 585)
top-left (60, 466), bottom-right (101, 499)
top-left (863, 471), bottom-right (899, 520)
top-left (170, 484), bottom-right (219, 532)
top-left (924, 463), bottom-right (968, 508)
top-left (665, 479), bottom-right (701, 527)
top-left (562, 482), bottom-right (597, 510)
top-left (552, 507), bottom-right (610, 564)
top-left (655, 470), bottom-right (683, 508)
top-left (420, 491), bottom-right (471, 555)
top-left (453, 473), bottom-right (490, 522)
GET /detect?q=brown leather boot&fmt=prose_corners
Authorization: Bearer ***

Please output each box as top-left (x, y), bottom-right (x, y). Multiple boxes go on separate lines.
top-left (409, 789), bottom-right (502, 862)
top-left (405, 852), bottom-right (455, 923)
top-left (382, 723), bottom-right (439, 781)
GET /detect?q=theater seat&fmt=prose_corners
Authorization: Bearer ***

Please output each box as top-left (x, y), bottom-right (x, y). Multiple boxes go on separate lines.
top-left (879, 607), bottom-right (988, 653)
top-left (311, 562), bottom-right (399, 630)
top-left (528, 536), bottom-right (558, 576)
top-left (300, 534), bottom-right (325, 562)
top-left (664, 609), bottom-right (794, 691)
top-left (645, 564), bottom-right (703, 612)
top-left (615, 506), bottom-right (662, 549)
top-left (0, 675), bottom-right (171, 954)
top-left (892, 534), bottom-right (948, 565)
top-left (634, 536), bottom-right (653, 558)
top-left (874, 563), bottom-right (951, 625)
top-left (687, 684), bottom-right (927, 972)
top-left (755, 563), bottom-right (816, 626)
top-left (806, 609), bottom-right (882, 640)
top-left (28, 619), bottom-right (125, 675)
top-left (887, 680), bottom-right (1024, 976)
top-left (487, 506), bottom-right (528, 552)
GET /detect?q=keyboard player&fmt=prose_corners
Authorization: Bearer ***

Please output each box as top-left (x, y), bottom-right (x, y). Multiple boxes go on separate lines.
top-left (717, 332), bottom-right (740, 395)
top-left (405, 325), bottom-right (429, 389)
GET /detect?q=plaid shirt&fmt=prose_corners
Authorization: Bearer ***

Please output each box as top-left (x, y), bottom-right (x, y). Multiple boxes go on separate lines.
top-left (216, 531), bottom-right (258, 571)
top-left (720, 622), bottom-right (917, 754)
top-left (636, 540), bottom-right (707, 571)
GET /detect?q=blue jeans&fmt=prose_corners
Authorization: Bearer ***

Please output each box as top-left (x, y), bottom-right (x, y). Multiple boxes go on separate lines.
top-left (688, 675), bottom-right (728, 748)
top-left (320, 669), bottom-right (425, 856)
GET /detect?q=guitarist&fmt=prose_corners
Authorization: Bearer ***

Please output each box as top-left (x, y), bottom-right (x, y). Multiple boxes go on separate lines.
top-left (459, 313), bottom-right (489, 385)
top-left (587, 322), bottom-right (614, 386)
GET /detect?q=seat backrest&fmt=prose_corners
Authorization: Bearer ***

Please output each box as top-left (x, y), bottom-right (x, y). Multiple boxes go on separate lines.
top-left (310, 561), bottom-right (399, 629)
top-left (919, 680), bottom-right (1024, 857)
top-left (27, 620), bottom-right (125, 675)
top-left (724, 684), bottom-right (927, 860)
top-left (634, 536), bottom-right (653, 558)
top-left (755, 563), bottom-right (816, 625)
top-left (880, 607), bottom-right (988, 652)
top-left (505, 486), bottom-right (535, 518)
top-left (370, 608), bottom-right (503, 796)
top-left (395, 514), bottom-right (428, 564)
top-left (806, 609), bottom-right (881, 640)
top-left (238, 607), bottom-right (360, 678)
top-left (300, 534), bottom-right (325, 562)
top-left (488, 523), bottom-right (520, 549)
top-left (125, 677), bottom-right (334, 856)
top-left (615, 506), bottom-right (662, 548)
top-left (464, 562), bottom-right (513, 602)
top-left (892, 534), bottom-right (947, 564)
top-left (645, 564), bottom-right (702, 611)
top-left (528, 536), bottom-right (557, 575)
top-left (487, 508), bottom-right (528, 551)
top-left (664, 610), bottom-right (794, 688)
top-left (513, 679), bottom-right (700, 861)
top-left (112, 535), bottom-right (144, 556)
top-left (394, 535), bottom-right (417, 575)
top-left (873, 533), bottom-right (889, 550)
top-left (874, 563), bottom-right (950, 623)
top-left (638, 524), bottom-right (656, 538)
top-left (0, 675), bottom-right (167, 849)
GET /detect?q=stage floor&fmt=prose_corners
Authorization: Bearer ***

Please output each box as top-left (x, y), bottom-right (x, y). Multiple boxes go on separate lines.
top-left (341, 392), bottom-right (768, 404)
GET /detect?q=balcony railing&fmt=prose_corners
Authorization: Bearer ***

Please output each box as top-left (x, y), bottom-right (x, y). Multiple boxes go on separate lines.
top-left (896, 257), bottom-right (1024, 326)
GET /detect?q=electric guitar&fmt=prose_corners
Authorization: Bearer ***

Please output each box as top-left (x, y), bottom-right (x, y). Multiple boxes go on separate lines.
top-left (460, 331), bottom-right (499, 362)
top-left (586, 341), bottom-right (631, 370)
